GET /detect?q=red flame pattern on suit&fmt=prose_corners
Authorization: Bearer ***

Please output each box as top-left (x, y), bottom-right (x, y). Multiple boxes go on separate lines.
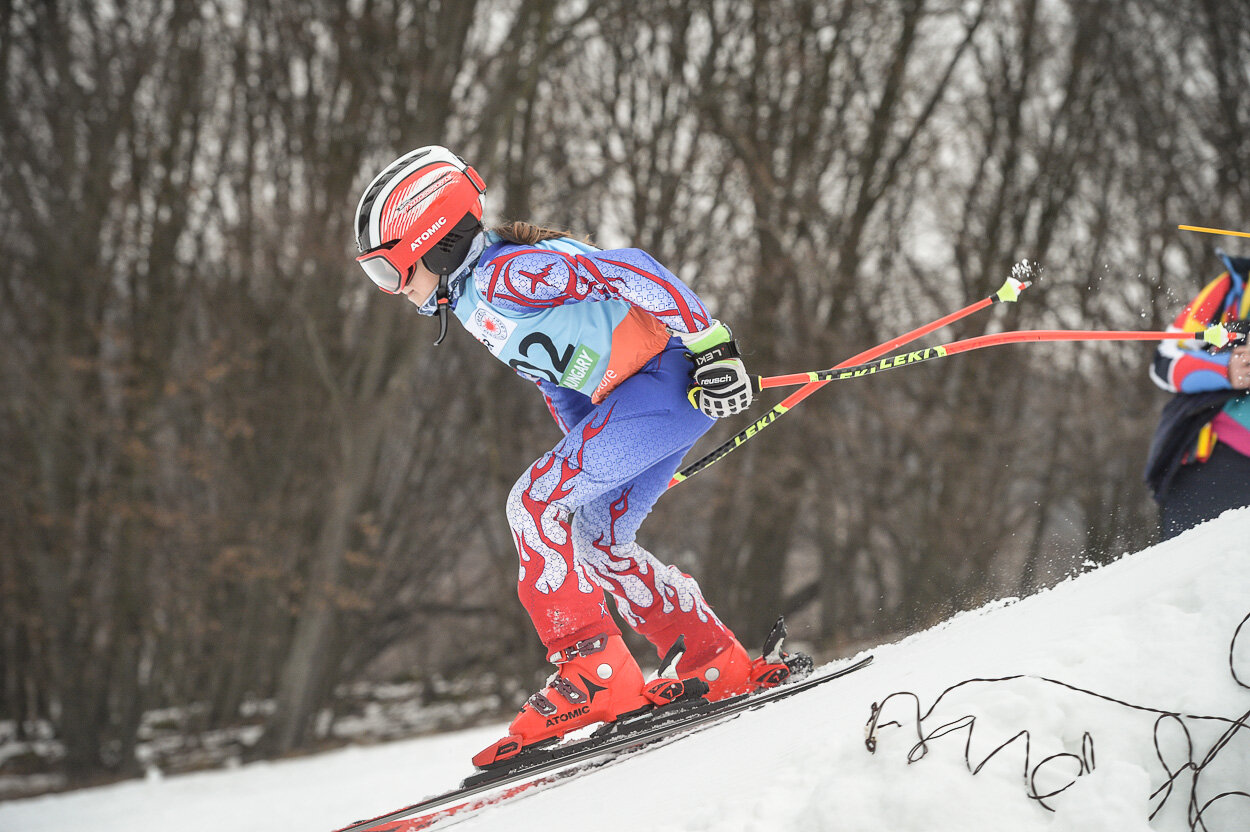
top-left (510, 408), bottom-right (620, 650)
top-left (507, 388), bottom-right (732, 664)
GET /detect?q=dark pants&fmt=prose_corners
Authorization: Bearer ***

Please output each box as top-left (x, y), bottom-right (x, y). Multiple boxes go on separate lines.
top-left (1158, 442), bottom-right (1250, 540)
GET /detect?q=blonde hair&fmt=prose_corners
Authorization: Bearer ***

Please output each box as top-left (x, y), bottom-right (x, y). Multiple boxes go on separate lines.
top-left (492, 221), bottom-right (590, 246)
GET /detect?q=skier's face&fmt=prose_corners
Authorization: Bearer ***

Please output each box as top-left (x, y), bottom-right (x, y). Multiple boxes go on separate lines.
top-left (400, 261), bottom-right (440, 308)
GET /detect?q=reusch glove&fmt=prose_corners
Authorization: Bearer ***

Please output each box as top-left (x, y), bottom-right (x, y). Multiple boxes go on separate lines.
top-left (681, 321), bottom-right (754, 418)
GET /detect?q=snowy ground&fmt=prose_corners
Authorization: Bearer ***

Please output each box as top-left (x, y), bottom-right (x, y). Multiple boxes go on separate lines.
top-left (2, 510), bottom-right (1248, 832)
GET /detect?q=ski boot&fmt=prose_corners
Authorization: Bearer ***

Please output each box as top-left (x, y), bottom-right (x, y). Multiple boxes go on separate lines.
top-left (472, 633), bottom-right (705, 768)
top-left (680, 617), bottom-right (814, 700)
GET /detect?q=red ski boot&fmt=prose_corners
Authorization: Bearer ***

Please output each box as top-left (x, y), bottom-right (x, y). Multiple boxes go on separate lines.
top-left (680, 617), bottom-right (813, 700)
top-left (474, 633), bottom-right (695, 768)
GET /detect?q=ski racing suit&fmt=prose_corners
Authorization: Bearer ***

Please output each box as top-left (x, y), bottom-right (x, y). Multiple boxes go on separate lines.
top-left (450, 232), bottom-right (737, 669)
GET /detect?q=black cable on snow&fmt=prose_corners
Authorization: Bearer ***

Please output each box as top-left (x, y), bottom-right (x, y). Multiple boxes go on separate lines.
top-left (863, 611), bottom-right (1250, 829)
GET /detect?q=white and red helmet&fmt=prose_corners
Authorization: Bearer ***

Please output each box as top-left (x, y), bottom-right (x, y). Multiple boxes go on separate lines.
top-left (353, 146), bottom-right (486, 293)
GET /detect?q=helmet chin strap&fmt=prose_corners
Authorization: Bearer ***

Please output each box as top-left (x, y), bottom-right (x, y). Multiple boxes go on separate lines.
top-left (433, 273), bottom-right (451, 346)
top-left (414, 228), bottom-right (486, 342)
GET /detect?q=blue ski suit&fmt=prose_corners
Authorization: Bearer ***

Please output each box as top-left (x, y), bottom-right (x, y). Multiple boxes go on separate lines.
top-left (449, 231), bottom-right (737, 667)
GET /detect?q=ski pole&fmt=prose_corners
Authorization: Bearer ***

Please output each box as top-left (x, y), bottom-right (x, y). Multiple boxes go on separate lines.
top-left (668, 276), bottom-right (1031, 487)
top-left (1178, 224), bottom-right (1250, 240)
top-left (754, 324), bottom-right (1241, 389)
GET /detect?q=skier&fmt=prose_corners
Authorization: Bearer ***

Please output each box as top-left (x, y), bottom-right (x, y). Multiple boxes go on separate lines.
top-left (352, 146), bottom-right (803, 767)
top-left (1146, 249), bottom-right (1250, 539)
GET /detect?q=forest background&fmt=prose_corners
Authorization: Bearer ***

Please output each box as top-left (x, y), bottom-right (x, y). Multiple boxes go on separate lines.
top-left (2, 0), bottom-right (1247, 793)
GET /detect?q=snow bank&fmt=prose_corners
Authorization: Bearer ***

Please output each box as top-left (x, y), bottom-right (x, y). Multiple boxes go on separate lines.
top-left (2, 509), bottom-right (1247, 832)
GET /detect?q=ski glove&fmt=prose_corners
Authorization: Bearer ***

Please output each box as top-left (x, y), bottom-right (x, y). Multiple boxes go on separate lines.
top-left (681, 321), bottom-right (754, 418)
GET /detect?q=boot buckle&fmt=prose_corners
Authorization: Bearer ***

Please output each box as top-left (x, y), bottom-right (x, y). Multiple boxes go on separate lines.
top-left (548, 634), bottom-right (608, 663)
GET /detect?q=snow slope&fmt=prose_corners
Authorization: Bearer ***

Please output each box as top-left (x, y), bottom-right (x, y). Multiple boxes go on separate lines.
top-left (2, 510), bottom-right (1247, 832)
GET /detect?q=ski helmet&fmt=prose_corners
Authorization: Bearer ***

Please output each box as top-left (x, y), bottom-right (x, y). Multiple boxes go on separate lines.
top-left (353, 146), bottom-right (486, 293)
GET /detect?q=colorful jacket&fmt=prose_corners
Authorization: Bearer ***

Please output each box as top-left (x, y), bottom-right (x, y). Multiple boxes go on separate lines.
top-left (453, 232), bottom-right (711, 429)
top-left (1147, 252), bottom-right (1250, 476)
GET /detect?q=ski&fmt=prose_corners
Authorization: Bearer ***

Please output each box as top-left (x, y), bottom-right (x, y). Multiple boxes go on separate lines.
top-left (333, 654), bottom-right (874, 832)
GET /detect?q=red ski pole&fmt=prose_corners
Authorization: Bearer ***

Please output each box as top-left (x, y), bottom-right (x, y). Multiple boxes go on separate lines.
top-left (668, 276), bottom-right (1031, 487)
top-left (755, 324), bottom-right (1241, 390)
